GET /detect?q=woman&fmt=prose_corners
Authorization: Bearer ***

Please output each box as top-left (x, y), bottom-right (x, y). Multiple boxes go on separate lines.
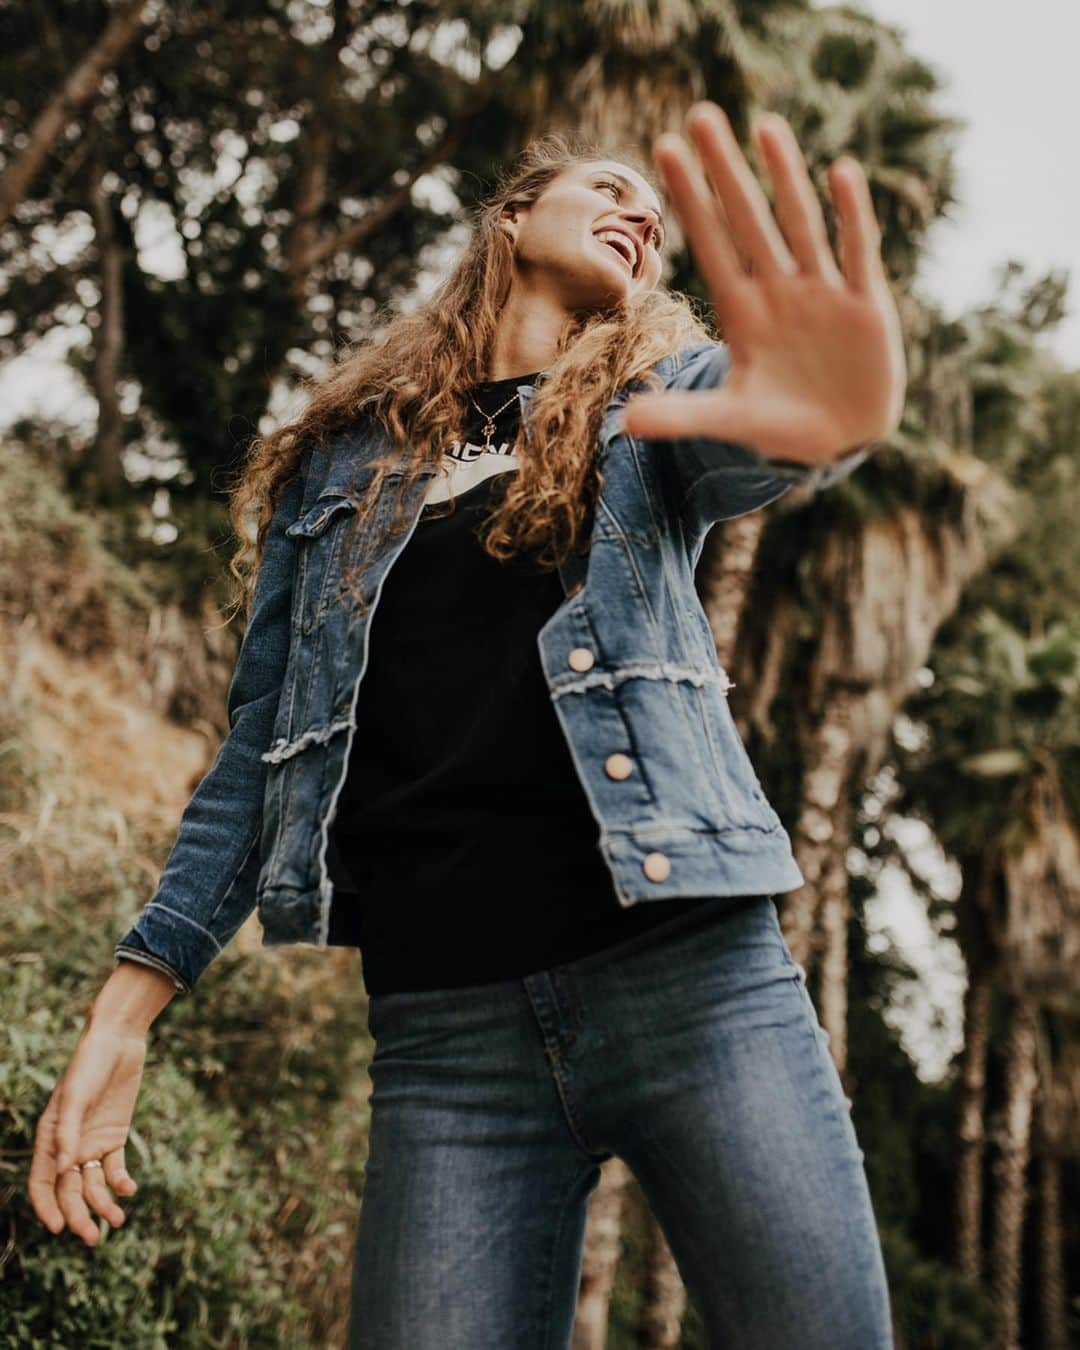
top-left (30, 102), bottom-right (905, 1348)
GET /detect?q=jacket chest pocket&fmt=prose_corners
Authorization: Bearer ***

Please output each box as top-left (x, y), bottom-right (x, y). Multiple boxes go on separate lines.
top-left (285, 493), bottom-right (358, 634)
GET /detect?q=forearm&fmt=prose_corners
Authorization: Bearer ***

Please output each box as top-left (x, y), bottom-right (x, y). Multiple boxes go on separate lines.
top-left (89, 958), bottom-right (179, 1034)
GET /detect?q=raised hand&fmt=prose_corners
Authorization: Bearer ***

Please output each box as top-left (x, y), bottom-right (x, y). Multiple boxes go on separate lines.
top-left (623, 101), bottom-right (907, 465)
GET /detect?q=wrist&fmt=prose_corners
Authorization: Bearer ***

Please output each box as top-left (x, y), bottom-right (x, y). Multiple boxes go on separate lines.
top-left (90, 960), bottom-right (178, 1034)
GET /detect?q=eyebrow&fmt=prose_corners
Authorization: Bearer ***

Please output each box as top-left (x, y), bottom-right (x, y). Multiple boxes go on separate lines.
top-left (592, 170), bottom-right (665, 238)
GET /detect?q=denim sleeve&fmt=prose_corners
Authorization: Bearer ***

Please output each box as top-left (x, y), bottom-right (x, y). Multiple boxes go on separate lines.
top-left (112, 463), bottom-right (307, 996)
top-left (657, 340), bottom-right (873, 530)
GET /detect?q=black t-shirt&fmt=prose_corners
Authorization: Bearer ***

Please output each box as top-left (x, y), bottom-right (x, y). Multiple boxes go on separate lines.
top-left (324, 371), bottom-right (761, 994)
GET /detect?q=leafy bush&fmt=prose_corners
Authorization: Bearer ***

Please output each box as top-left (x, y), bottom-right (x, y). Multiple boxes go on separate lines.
top-left (1, 944), bottom-right (315, 1347)
top-left (0, 690), bottom-right (373, 1346)
top-left (880, 1224), bottom-right (998, 1350)
top-left (0, 440), bottom-right (155, 659)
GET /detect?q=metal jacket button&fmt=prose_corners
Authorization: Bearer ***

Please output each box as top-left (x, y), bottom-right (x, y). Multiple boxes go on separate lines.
top-left (642, 851), bottom-right (670, 882)
top-left (568, 647), bottom-right (594, 672)
top-left (605, 753), bottom-right (633, 780)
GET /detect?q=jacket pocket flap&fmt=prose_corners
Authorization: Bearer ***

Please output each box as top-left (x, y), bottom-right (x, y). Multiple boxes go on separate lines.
top-left (285, 494), bottom-right (356, 540)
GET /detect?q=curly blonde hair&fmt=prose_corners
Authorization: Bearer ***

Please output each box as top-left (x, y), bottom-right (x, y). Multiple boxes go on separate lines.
top-left (224, 131), bottom-right (714, 622)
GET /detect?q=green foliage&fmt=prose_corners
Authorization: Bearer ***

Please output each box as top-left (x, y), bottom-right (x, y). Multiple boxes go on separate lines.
top-left (897, 608), bottom-right (1080, 856)
top-left (879, 1225), bottom-right (998, 1350)
top-left (0, 439), bottom-right (155, 652)
top-left (0, 710), bottom-right (373, 1345)
top-left (1, 933), bottom-right (312, 1347)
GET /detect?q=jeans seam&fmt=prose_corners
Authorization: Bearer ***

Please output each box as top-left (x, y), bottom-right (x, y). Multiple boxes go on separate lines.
top-left (545, 1051), bottom-right (606, 1161)
top-left (525, 976), bottom-right (606, 1161)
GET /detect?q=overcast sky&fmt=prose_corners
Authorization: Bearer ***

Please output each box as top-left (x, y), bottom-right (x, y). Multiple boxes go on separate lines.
top-left (858, 0), bottom-right (1078, 367)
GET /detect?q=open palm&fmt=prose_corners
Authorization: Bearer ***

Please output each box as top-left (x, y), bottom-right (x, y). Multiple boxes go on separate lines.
top-left (623, 102), bottom-right (907, 464)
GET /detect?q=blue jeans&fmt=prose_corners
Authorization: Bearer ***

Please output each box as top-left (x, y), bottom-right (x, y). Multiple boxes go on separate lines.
top-left (348, 894), bottom-right (894, 1348)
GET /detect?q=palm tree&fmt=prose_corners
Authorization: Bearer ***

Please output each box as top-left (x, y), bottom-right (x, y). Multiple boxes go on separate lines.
top-left (693, 7), bottom-right (965, 1078)
top-left (892, 608), bottom-right (1080, 1346)
top-left (1033, 1010), bottom-right (1080, 1350)
top-left (693, 0), bottom-right (965, 708)
top-left (721, 293), bottom-right (1021, 1082)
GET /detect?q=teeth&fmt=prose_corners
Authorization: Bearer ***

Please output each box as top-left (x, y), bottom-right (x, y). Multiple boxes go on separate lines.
top-left (595, 229), bottom-right (636, 272)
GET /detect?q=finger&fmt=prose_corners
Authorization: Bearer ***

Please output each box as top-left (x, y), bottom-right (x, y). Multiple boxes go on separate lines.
top-left (828, 155), bottom-right (886, 295)
top-left (29, 1106), bottom-right (67, 1233)
top-left (622, 388), bottom-right (734, 442)
top-left (28, 1175), bottom-right (67, 1234)
top-left (752, 115), bottom-right (844, 287)
top-left (103, 1145), bottom-right (137, 1197)
top-left (81, 1161), bottom-right (126, 1228)
top-left (685, 102), bottom-right (796, 279)
top-left (652, 133), bottom-right (750, 324)
top-left (56, 1166), bottom-right (100, 1247)
top-left (28, 1131), bottom-right (66, 1234)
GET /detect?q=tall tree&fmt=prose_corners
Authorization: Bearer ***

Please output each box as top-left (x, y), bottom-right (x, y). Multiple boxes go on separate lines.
top-left (893, 604), bottom-right (1080, 1343)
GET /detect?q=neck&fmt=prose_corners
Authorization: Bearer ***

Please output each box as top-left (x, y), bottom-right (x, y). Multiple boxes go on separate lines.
top-left (486, 279), bottom-right (571, 382)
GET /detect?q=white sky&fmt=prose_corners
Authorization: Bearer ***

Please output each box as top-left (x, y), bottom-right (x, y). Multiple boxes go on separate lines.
top-left (858, 0), bottom-right (1079, 367)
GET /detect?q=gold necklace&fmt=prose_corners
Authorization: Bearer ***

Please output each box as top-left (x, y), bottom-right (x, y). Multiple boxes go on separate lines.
top-left (467, 389), bottom-right (521, 452)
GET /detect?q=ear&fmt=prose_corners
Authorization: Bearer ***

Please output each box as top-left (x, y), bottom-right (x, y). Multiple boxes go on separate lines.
top-left (498, 202), bottom-right (523, 245)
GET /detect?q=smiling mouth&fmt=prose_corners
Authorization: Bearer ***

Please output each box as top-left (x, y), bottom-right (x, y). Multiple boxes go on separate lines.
top-left (594, 232), bottom-right (638, 277)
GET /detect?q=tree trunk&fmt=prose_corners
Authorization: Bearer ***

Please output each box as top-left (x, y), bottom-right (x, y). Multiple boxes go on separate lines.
top-left (87, 154), bottom-right (126, 505)
top-left (636, 1211), bottom-right (687, 1349)
top-left (955, 964), bottom-right (993, 1281)
top-left (695, 511), bottom-right (767, 672)
top-left (990, 995), bottom-right (1040, 1350)
top-left (0, 0), bottom-right (150, 226)
top-left (817, 786), bottom-right (854, 1081)
top-left (573, 1156), bottom-right (633, 1350)
top-left (1036, 1151), bottom-right (1068, 1350)
top-left (287, 119), bottom-right (332, 300)
top-left (782, 690), bottom-right (857, 973)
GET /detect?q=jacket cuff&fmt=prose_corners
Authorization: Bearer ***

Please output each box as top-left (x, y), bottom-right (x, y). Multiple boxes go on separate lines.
top-left (114, 945), bottom-right (190, 995)
top-left (112, 910), bottom-right (215, 995)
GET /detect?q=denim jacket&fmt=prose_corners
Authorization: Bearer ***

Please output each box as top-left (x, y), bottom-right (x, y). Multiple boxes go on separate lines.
top-left (114, 340), bottom-right (870, 994)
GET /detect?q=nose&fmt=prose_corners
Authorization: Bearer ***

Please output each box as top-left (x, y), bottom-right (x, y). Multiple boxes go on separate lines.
top-left (620, 206), bottom-right (661, 249)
